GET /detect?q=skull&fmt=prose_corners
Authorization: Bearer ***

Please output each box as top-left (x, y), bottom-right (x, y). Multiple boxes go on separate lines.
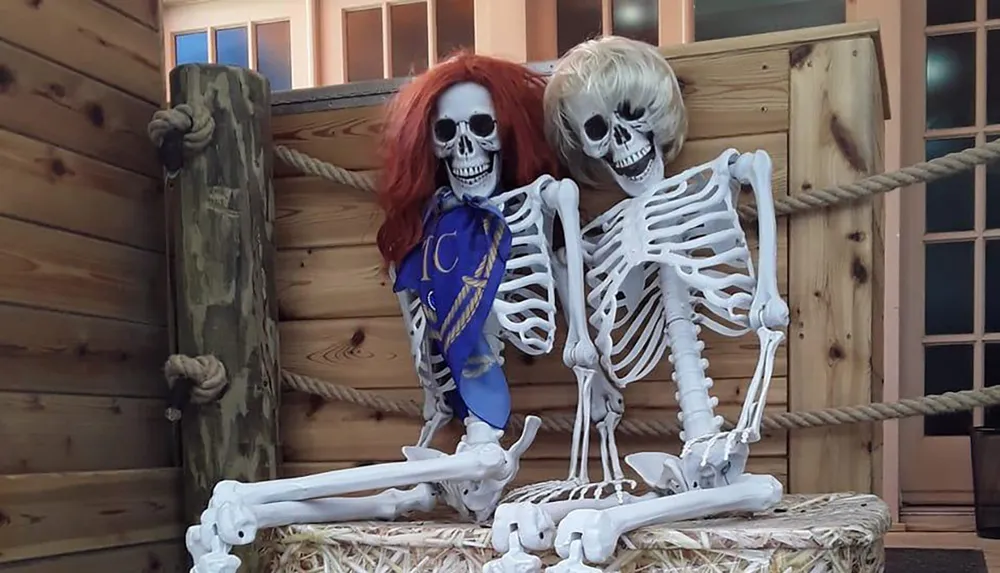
top-left (565, 92), bottom-right (663, 197)
top-left (432, 82), bottom-right (502, 199)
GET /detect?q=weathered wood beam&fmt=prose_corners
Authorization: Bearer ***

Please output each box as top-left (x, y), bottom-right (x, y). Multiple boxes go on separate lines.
top-left (168, 63), bottom-right (280, 572)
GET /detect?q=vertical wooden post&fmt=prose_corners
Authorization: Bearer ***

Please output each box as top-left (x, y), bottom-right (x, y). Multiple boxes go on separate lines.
top-left (169, 64), bottom-right (280, 572)
top-left (788, 38), bottom-right (885, 494)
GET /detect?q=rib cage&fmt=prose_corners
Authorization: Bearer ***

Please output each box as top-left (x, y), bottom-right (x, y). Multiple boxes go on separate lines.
top-left (584, 149), bottom-right (757, 387)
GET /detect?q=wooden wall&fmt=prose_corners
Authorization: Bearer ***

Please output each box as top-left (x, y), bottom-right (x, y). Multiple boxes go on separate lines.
top-left (0, 2), bottom-right (184, 570)
top-left (270, 46), bottom-right (797, 490)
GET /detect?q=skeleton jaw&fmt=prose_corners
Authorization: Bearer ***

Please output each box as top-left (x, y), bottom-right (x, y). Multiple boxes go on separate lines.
top-left (447, 151), bottom-right (500, 199)
top-left (603, 133), bottom-right (663, 197)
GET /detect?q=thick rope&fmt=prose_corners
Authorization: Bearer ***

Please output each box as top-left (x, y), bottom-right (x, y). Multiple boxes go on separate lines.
top-left (164, 354), bottom-right (1000, 437)
top-left (147, 103), bottom-right (215, 154)
top-left (271, 139), bottom-right (1000, 223)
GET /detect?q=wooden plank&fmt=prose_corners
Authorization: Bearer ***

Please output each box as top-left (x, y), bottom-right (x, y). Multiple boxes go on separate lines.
top-left (4, 541), bottom-right (186, 573)
top-left (0, 128), bottom-right (163, 250)
top-left (280, 316), bottom-right (787, 390)
top-left (788, 38), bottom-right (881, 494)
top-left (281, 389), bottom-right (788, 462)
top-left (0, 217), bottom-right (165, 325)
top-left (273, 131), bottom-right (789, 250)
top-left (0, 392), bottom-right (172, 474)
top-left (271, 53), bottom-right (789, 176)
top-left (281, 456), bottom-right (789, 492)
top-left (96, 0), bottom-right (161, 31)
top-left (0, 0), bottom-right (163, 104)
top-left (0, 304), bottom-right (166, 398)
top-left (0, 39), bottom-right (159, 177)
top-left (170, 65), bottom-right (279, 573)
top-left (0, 469), bottom-right (183, 564)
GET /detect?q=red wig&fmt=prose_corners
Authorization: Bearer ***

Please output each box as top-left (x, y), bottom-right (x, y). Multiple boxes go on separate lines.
top-left (375, 52), bottom-right (560, 267)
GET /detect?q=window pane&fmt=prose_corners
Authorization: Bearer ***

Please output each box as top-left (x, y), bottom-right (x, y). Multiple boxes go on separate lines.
top-left (557, 0), bottom-right (602, 57)
top-left (987, 343), bottom-right (1000, 428)
top-left (436, 0), bottom-right (475, 61)
top-left (175, 31), bottom-right (208, 65)
top-left (924, 344), bottom-right (974, 436)
top-left (215, 27), bottom-right (248, 68)
top-left (927, 0), bottom-right (975, 25)
top-left (255, 21), bottom-right (292, 91)
top-left (990, 0), bottom-right (1000, 20)
top-left (988, 241), bottom-right (1000, 333)
top-left (926, 33), bottom-right (976, 130)
top-left (390, 1), bottom-right (429, 78)
top-left (925, 138), bottom-right (975, 233)
top-left (989, 31), bottom-right (1000, 125)
top-left (925, 241), bottom-right (975, 335)
top-left (989, 136), bottom-right (1000, 230)
top-left (345, 8), bottom-right (384, 82)
top-left (694, 0), bottom-right (844, 42)
top-left (612, 0), bottom-right (658, 46)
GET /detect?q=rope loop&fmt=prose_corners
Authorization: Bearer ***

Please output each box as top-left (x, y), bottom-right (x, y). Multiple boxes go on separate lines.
top-left (164, 354), bottom-right (228, 404)
top-left (147, 103), bottom-right (216, 175)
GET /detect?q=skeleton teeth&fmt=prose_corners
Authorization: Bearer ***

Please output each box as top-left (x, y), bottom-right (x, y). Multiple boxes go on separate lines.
top-left (613, 145), bottom-right (651, 169)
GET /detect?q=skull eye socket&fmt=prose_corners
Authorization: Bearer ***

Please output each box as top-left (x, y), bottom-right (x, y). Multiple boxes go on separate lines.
top-left (617, 100), bottom-right (645, 121)
top-left (434, 118), bottom-right (457, 142)
top-left (468, 114), bottom-right (496, 138)
top-left (583, 115), bottom-right (609, 141)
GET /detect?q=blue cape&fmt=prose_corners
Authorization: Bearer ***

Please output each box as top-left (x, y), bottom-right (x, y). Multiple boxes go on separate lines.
top-left (394, 189), bottom-right (512, 429)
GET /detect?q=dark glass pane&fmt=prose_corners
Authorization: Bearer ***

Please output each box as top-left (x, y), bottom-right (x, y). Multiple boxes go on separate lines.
top-left (927, 0), bottom-right (975, 25)
top-left (214, 27), bottom-right (248, 68)
top-left (694, 0), bottom-right (844, 42)
top-left (990, 135), bottom-right (1000, 230)
top-left (990, 31), bottom-right (1000, 125)
top-left (255, 21), bottom-right (292, 91)
top-left (926, 138), bottom-right (975, 232)
top-left (988, 241), bottom-right (1000, 333)
top-left (991, 0), bottom-right (1000, 20)
top-left (925, 241), bottom-right (975, 335)
top-left (557, 0), bottom-right (602, 57)
top-left (612, 0), bottom-right (658, 46)
top-left (926, 33), bottom-right (976, 129)
top-left (390, 2), bottom-right (429, 78)
top-left (436, 0), bottom-right (475, 61)
top-left (175, 31), bottom-right (208, 65)
top-left (925, 344), bottom-right (974, 436)
top-left (345, 8), bottom-right (384, 82)
top-left (987, 344), bottom-right (1000, 428)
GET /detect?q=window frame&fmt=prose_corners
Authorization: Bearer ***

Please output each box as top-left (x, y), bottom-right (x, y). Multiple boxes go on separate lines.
top-left (900, 0), bottom-right (1000, 506)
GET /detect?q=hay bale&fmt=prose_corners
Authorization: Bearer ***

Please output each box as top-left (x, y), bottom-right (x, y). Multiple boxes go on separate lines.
top-left (262, 493), bottom-right (891, 572)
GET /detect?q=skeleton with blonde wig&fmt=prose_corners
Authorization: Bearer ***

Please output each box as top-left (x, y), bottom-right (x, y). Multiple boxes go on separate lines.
top-left (487, 36), bottom-right (789, 573)
top-left (181, 53), bottom-right (600, 573)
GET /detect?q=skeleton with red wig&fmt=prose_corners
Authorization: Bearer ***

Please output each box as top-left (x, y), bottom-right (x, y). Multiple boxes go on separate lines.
top-left (182, 53), bottom-right (598, 573)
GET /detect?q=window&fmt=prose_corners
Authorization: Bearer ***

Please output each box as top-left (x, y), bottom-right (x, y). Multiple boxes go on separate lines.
top-left (170, 20), bottom-right (293, 92)
top-left (552, 0), bottom-right (658, 57)
top-left (693, 0), bottom-right (845, 42)
top-left (175, 31), bottom-right (209, 65)
top-left (343, 0), bottom-right (475, 82)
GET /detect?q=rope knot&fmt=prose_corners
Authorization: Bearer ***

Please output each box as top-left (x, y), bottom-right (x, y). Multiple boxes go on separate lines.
top-left (147, 103), bottom-right (216, 175)
top-left (164, 354), bottom-right (228, 405)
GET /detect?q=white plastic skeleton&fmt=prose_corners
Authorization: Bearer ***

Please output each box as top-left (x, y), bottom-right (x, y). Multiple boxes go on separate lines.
top-left (488, 36), bottom-right (789, 573)
top-left (184, 78), bottom-right (600, 573)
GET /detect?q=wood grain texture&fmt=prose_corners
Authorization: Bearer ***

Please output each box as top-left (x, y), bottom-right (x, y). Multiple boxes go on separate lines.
top-left (0, 469), bottom-right (183, 564)
top-left (0, 391), bottom-right (172, 474)
top-left (0, 127), bottom-right (163, 250)
top-left (170, 65), bottom-right (279, 573)
top-left (96, 0), bottom-right (161, 30)
top-left (272, 131), bottom-right (789, 249)
top-left (271, 51), bottom-right (789, 176)
top-left (0, 0), bottom-right (163, 104)
top-left (0, 39), bottom-right (160, 177)
top-left (279, 316), bottom-right (787, 390)
top-left (0, 304), bottom-right (167, 398)
top-left (0, 217), bottom-right (165, 325)
top-left (4, 541), bottom-right (186, 573)
top-left (788, 38), bottom-right (882, 495)
top-left (281, 389), bottom-right (787, 462)
top-left (280, 456), bottom-right (789, 492)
